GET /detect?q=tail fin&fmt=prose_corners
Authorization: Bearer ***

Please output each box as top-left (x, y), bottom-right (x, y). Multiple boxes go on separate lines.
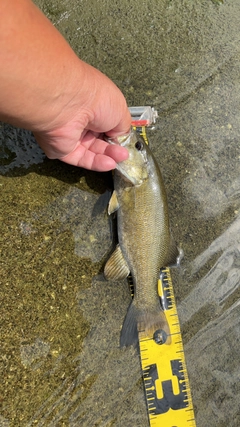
top-left (120, 300), bottom-right (171, 347)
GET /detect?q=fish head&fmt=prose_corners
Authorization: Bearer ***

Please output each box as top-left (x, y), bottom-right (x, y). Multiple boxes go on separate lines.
top-left (106, 130), bottom-right (150, 185)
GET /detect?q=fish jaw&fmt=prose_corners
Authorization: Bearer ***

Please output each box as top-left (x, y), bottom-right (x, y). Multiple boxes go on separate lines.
top-left (105, 130), bottom-right (148, 185)
top-left (105, 132), bottom-right (136, 184)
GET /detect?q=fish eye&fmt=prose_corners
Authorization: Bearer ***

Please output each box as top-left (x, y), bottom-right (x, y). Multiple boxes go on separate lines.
top-left (135, 140), bottom-right (144, 151)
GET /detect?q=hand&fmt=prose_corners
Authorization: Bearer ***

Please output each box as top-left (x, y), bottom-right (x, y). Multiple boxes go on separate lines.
top-left (34, 64), bottom-right (131, 172)
top-left (0, 0), bottom-right (131, 172)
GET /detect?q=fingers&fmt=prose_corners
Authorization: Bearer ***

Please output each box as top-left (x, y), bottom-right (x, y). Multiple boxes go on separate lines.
top-left (81, 133), bottom-right (129, 160)
top-left (35, 123), bottom-right (130, 171)
top-left (61, 148), bottom-right (117, 171)
top-left (59, 134), bottom-right (129, 171)
top-left (103, 142), bottom-right (129, 163)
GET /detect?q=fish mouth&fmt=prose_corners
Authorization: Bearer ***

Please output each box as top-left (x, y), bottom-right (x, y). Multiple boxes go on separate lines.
top-left (105, 133), bottom-right (139, 185)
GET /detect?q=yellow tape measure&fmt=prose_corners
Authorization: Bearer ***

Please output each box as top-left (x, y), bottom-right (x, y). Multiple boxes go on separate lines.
top-left (139, 267), bottom-right (196, 427)
top-left (132, 124), bottom-right (196, 427)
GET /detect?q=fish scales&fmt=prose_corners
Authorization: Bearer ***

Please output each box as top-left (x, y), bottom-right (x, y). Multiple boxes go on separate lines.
top-left (115, 164), bottom-right (169, 306)
top-left (104, 130), bottom-right (178, 347)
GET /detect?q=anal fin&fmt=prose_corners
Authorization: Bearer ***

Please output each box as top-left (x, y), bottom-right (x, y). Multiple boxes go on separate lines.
top-left (104, 244), bottom-right (130, 280)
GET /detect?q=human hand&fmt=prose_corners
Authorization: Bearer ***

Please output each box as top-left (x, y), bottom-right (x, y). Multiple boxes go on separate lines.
top-left (34, 63), bottom-right (131, 172)
top-left (0, 1), bottom-right (131, 172)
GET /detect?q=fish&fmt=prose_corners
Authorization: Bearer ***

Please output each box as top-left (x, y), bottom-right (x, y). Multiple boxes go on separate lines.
top-left (104, 129), bottom-right (179, 347)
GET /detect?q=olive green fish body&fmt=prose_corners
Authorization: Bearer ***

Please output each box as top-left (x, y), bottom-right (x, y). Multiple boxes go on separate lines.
top-left (115, 155), bottom-right (170, 307)
top-left (104, 130), bottom-right (177, 346)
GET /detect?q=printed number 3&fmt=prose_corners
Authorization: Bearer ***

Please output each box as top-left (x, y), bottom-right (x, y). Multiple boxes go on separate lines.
top-left (146, 360), bottom-right (188, 414)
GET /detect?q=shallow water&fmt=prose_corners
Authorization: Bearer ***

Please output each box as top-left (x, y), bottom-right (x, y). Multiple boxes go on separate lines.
top-left (1, 1), bottom-right (240, 426)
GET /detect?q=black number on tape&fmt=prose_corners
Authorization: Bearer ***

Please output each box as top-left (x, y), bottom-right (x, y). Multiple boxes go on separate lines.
top-left (144, 359), bottom-right (188, 415)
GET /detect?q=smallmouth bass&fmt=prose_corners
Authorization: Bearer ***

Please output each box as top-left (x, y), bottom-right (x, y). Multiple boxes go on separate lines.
top-left (104, 130), bottom-right (178, 347)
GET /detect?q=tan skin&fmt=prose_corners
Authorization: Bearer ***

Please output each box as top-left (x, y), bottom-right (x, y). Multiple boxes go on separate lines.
top-left (0, 0), bottom-right (131, 171)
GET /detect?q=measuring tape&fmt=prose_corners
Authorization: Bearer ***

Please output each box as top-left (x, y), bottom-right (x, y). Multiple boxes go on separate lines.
top-left (139, 267), bottom-right (196, 427)
top-left (130, 112), bottom-right (196, 427)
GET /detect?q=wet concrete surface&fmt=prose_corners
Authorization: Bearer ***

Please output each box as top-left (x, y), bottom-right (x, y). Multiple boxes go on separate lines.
top-left (1, 0), bottom-right (240, 426)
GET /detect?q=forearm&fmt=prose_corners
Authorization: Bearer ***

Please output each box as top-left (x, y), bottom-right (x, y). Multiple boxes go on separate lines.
top-left (0, 0), bottom-right (131, 171)
top-left (0, 0), bottom-right (96, 131)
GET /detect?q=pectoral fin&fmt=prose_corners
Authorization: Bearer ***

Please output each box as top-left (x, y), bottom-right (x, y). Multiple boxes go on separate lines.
top-left (108, 190), bottom-right (119, 215)
top-left (104, 244), bottom-right (130, 280)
